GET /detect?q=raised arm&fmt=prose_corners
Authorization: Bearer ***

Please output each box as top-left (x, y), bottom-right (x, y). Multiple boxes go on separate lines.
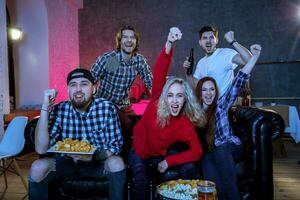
top-left (35, 89), bottom-right (56, 154)
top-left (221, 44), bottom-right (262, 110)
top-left (165, 27), bottom-right (182, 54)
top-left (241, 44), bottom-right (262, 74)
top-left (151, 27), bottom-right (182, 99)
top-left (224, 31), bottom-right (253, 65)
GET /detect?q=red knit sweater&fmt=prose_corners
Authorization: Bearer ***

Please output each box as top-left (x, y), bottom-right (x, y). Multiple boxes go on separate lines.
top-left (133, 48), bottom-right (202, 167)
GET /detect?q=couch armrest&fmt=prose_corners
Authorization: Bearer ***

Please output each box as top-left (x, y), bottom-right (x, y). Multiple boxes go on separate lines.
top-left (230, 106), bottom-right (285, 140)
top-left (229, 106), bottom-right (285, 200)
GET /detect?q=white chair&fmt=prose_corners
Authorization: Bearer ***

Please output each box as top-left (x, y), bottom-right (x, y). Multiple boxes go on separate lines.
top-left (0, 116), bottom-right (28, 200)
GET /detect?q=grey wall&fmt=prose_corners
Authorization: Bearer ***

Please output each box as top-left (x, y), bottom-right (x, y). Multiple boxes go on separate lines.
top-left (79, 0), bottom-right (300, 109)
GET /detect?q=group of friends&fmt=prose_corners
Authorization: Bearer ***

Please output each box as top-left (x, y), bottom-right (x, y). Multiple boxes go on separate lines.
top-left (28, 25), bottom-right (262, 200)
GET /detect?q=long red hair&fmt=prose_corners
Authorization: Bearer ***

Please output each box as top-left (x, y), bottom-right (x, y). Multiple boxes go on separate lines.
top-left (195, 77), bottom-right (219, 151)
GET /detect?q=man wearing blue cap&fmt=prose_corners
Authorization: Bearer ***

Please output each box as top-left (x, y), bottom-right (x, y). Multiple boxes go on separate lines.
top-left (28, 68), bottom-right (125, 200)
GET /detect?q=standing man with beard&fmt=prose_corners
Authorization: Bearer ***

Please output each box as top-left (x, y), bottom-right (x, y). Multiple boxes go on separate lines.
top-left (184, 26), bottom-right (252, 98)
top-left (90, 25), bottom-right (153, 135)
top-left (28, 68), bottom-right (125, 200)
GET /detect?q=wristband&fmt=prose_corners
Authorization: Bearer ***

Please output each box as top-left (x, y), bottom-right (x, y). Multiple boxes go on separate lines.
top-left (41, 105), bottom-right (49, 112)
top-left (230, 40), bottom-right (237, 45)
top-left (41, 103), bottom-right (49, 110)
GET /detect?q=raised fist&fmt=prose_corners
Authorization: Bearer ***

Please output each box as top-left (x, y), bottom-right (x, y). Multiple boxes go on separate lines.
top-left (250, 44), bottom-right (262, 56)
top-left (43, 89), bottom-right (57, 106)
top-left (224, 31), bottom-right (235, 43)
top-left (168, 27), bottom-right (182, 43)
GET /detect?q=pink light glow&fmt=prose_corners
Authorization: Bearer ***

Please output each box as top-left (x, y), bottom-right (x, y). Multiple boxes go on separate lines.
top-left (132, 100), bottom-right (149, 115)
top-left (46, 0), bottom-right (80, 103)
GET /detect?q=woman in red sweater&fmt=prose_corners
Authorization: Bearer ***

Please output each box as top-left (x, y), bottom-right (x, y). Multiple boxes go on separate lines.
top-left (128, 27), bottom-right (206, 200)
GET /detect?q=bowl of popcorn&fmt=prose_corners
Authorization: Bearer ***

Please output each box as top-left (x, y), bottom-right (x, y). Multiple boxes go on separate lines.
top-left (156, 179), bottom-right (202, 200)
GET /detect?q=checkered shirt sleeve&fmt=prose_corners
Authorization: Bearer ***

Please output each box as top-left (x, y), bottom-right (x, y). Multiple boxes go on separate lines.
top-left (219, 71), bottom-right (250, 111)
top-left (90, 52), bottom-right (110, 82)
top-left (214, 71), bottom-right (250, 146)
top-left (135, 53), bottom-right (153, 90)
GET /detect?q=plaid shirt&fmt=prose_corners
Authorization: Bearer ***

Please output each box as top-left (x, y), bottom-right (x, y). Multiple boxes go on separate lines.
top-left (91, 51), bottom-right (153, 109)
top-left (48, 98), bottom-right (122, 154)
top-left (214, 71), bottom-right (250, 146)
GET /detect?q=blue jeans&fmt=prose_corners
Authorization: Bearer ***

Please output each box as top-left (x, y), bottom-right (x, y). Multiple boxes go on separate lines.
top-left (201, 143), bottom-right (243, 200)
top-left (128, 149), bottom-right (196, 200)
top-left (28, 156), bottom-right (125, 200)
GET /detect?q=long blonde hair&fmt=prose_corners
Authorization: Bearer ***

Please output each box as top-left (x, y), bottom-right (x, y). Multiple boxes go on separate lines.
top-left (157, 77), bottom-right (206, 128)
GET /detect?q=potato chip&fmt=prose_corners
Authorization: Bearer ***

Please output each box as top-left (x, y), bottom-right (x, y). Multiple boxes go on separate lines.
top-left (55, 139), bottom-right (94, 152)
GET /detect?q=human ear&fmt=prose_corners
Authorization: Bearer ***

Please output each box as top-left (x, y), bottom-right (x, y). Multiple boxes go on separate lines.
top-left (198, 40), bottom-right (203, 47)
top-left (92, 85), bottom-right (97, 95)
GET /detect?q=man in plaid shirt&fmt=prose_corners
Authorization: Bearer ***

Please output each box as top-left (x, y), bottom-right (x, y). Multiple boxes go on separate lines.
top-left (28, 68), bottom-right (125, 200)
top-left (91, 25), bottom-right (153, 134)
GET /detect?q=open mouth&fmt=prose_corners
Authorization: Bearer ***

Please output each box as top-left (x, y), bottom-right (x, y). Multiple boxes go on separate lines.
top-left (171, 104), bottom-right (179, 114)
top-left (74, 93), bottom-right (84, 100)
top-left (204, 96), bottom-right (213, 104)
top-left (205, 43), bottom-right (213, 51)
top-left (125, 43), bottom-right (133, 47)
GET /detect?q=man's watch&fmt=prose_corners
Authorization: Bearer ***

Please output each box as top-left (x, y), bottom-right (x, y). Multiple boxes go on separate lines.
top-left (230, 40), bottom-right (237, 45)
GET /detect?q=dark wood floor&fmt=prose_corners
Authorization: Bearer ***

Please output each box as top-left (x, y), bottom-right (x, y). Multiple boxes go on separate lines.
top-left (1, 138), bottom-right (300, 200)
top-left (273, 137), bottom-right (300, 200)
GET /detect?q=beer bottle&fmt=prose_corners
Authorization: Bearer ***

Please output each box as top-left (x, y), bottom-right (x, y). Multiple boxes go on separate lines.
top-left (186, 48), bottom-right (194, 75)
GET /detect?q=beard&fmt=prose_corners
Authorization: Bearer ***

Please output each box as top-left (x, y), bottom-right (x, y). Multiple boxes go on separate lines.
top-left (72, 99), bottom-right (88, 110)
top-left (71, 92), bottom-right (92, 110)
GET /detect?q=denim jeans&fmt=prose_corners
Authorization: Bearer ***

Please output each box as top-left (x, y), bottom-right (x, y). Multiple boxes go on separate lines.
top-left (28, 156), bottom-right (125, 200)
top-left (128, 149), bottom-right (196, 200)
top-left (201, 143), bottom-right (243, 200)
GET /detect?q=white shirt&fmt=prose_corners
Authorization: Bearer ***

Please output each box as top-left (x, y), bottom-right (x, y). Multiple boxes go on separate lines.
top-left (193, 48), bottom-right (238, 97)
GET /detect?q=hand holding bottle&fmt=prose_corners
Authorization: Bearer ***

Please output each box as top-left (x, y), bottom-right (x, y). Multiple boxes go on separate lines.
top-left (186, 48), bottom-right (194, 75)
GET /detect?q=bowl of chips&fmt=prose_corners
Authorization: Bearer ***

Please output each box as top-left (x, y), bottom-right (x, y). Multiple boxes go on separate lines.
top-left (47, 138), bottom-right (96, 154)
